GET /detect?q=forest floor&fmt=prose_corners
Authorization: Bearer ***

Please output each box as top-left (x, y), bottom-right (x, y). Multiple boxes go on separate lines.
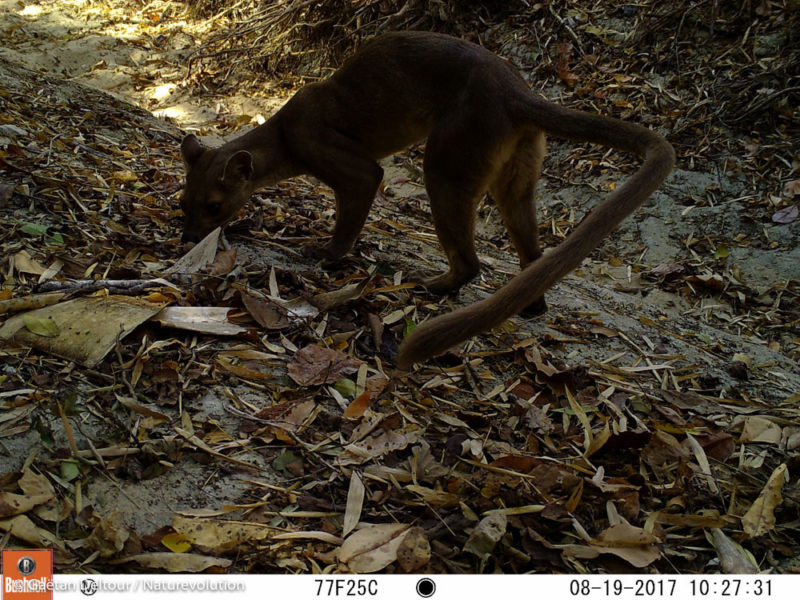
top-left (1, 0), bottom-right (798, 575)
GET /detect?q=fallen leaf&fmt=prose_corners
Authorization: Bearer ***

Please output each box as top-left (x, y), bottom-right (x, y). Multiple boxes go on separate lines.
top-left (335, 378), bottom-right (356, 397)
top-left (464, 514), bottom-right (507, 559)
top-left (741, 463), bottom-right (786, 538)
top-left (23, 314), bottom-right (59, 337)
top-left (164, 227), bottom-right (220, 275)
top-left (115, 395), bottom-right (170, 424)
top-left (172, 516), bottom-right (276, 553)
top-left (112, 552), bottom-right (231, 572)
top-left (708, 529), bottom-right (759, 574)
top-left (241, 293), bottom-right (290, 330)
top-left (650, 262), bottom-right (685, 278)
top-left (590, 522), bottom-right (661, 568)
top-left (288, 345), bottom-right (363, 386)
top-left (0, 296), bottom-right (164, 366)
top-left (0, 492), bottom-right (54, 518)
top-left (772, 204), bottom-right (798, 224)
top-left (111, 169), bottom-right (138, 183)
top-left (161, 532), bottom-right (192, 553)
top-left (215, 356), bottom-right (273, 380)
top-left (338, 428), bottom-right (422, 467)
top-left (396, 527), bottom-right (430, 571)
top-left (310, 278), bottom-right (371, 312)
top-left (84, 509), bottom-right (140, 558)
top-left (739, 416), bottom-right (782, 445)
top-left (0, 514), bottom-right (64, 548)
top-left (489, 455), bottom-right (539, 474)
top-left (642, 430), bottom-right (690, 467)
top-left (154, 306), bottom-right (248, 336)
top-left (344, 391), bottom-right (371, 419)
top-left (338, 523), bottom-right (411, 573)
top-left (783, 179), bottom-right (800, 197)
top-left (407, 484), bottom-right (460, 507)
top-left (343, 472), bottom-right (366, 537)
top-left (207, 248), bottom-right (237, 277)
top-left (556, 42), bottom-right (579, 86)
top-left (13, 250), bottom-right (47, 275)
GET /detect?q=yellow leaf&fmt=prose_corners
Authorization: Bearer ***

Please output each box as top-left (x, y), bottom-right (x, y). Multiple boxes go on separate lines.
top-left (162, 531), bottom-right (192, 553)
top-left (112, 169), bottom-right (138, 183)
top-left (23, 314), bottom-right (59, 337)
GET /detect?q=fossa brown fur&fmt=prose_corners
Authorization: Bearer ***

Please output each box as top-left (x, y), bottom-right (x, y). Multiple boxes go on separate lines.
top-left (180, 31), bottom-right (675, 368)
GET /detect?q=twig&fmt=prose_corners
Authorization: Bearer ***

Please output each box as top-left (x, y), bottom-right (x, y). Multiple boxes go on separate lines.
top-left (548, 3), bottom-right (584, 56)
top-left (35, 278), bottom-right (178, 294)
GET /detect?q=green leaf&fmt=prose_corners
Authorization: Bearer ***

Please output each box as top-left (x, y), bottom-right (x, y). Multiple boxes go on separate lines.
top-left (273, 450), bottom-right (301, 474)
top-left (714, 244), bottom-right (730, 259)
top-left (334, 378), bottom-right (356, 397)
top-left (61, 461), bottom-right (80, 482)
top-left (374, 262), bottom-right (395, 276)
top-left (62, 393), bottom-right (80, 416)
top-left (18, 222), bottom-right (63, 244)
top-left (403, 317), bottom-right (417, 338)
top-left (20, 222), bottom-right (50, 236)
top-left (32, 414), bottom-right (54, 447)
top-left (23, 314), bottom-right (59, 337)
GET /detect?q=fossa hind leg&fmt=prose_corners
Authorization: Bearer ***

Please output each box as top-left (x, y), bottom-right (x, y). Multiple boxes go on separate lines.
top-left (491, 130), bottom-right (548, 315)
top-left (417, 122), bottom-right (502, 296)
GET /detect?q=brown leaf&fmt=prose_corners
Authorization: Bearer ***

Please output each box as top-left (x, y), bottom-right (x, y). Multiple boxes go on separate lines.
top-left (344, 391), bottom-right (371, 419)
top-left (241, 293), bottom-right (290, 330)
top-left (742, 463), bottom-right (787, 538)
top-left (783, 179), bottom-right (800, 197)
top-left (464, 514), bottom-right (507, 558)
top-left (709, 529), bottom-right (759, 574)
top-left (215, 356), bottom-right (273, 380)
top-left (309, 278), bottom-right (370, 312)
top-left (338, 523), bottom-right (411, 573)
top-left (396, 526), bottom-right (430, 571)
top-left (649, 262), bottom-right (685, 279)
top-left (338, 427), bottom-right (422, 467)
top-left (692, 432), bottom-right (736, 462)
top-left (172, 515), bottom-right (276, 553)
top-left (530, 464), bottom-right (581, 494)
top-left (642, 430), bottom-right (690, 467)
top-left (343, 472), bottom-right (365, 537)
top-left (739, 416), bottom-right (781, 444)
top-left (0, 492), bottom-right (54, 518)
top-left (113, 552), bottom-right (232, 572)
top-left (207, 248), bottom-right (237, 277)
top-left (591, 522), bottom-right (661, 568)
top-left (555, 42), bottom-right (579, 86)
top-left (489, 455), bottom-right (540, 474)
top-left (288, 345), bottom-right (363, 386)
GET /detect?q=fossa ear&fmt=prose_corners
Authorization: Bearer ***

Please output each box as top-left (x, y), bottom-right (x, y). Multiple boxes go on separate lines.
top-left (221, 150), bottom-right (254, 185)
top-left (180, 134), bottom-right (205, 166)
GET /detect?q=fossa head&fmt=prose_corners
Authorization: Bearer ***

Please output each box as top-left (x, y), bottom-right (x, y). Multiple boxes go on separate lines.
top-left (179, 134), bottom-right (254, 243)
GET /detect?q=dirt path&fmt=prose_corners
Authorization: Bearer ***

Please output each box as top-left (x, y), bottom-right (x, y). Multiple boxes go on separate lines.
top-left (0, 0), bottom-right (284, 128)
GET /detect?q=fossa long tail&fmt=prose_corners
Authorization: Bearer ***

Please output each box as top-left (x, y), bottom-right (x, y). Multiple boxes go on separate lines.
top-left (396, 98), bottom-right (675, 368)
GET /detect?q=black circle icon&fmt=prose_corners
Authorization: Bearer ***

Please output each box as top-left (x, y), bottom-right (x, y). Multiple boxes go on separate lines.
top-left (16, 556), bottom-right (36, 576)
top-left (416, 577), bottom-right (436, 597)
top-left (81, 579), bottom-right (99, 596)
